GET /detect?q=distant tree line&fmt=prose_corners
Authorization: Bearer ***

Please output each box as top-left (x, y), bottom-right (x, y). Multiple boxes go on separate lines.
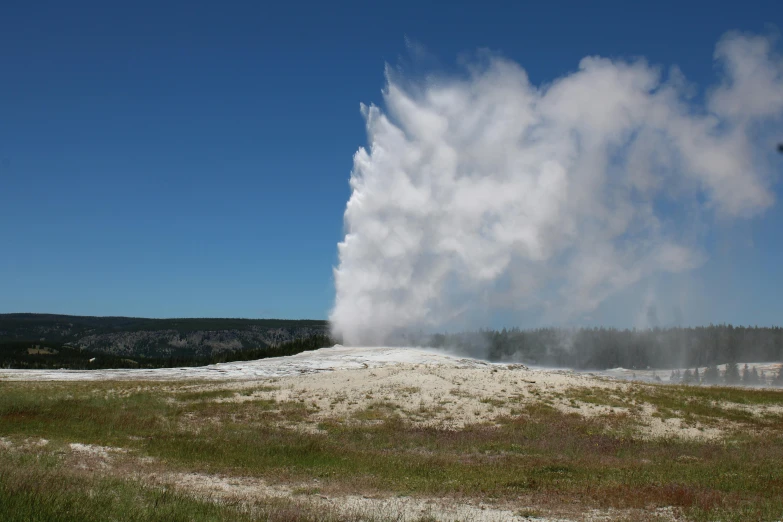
top-left (430, 325), bottom-right (783, 370)
top-left (206, 334), bottom-right (335, 364)
top-left (668, 362), bottom-right (783, 387)
top-left (0, 334), bottom-right (335, 371)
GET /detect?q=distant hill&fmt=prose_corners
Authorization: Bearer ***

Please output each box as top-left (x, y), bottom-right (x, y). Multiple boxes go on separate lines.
top-left (0, 313), bottom-right (330, 362)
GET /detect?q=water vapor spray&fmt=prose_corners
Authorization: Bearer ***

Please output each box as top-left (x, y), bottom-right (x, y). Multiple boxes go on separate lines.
top-left (331, 33), bottom-right (783, 346)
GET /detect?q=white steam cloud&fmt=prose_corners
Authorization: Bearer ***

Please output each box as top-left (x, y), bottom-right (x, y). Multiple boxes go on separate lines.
top-left (331, 33), bottom-right (783, 346)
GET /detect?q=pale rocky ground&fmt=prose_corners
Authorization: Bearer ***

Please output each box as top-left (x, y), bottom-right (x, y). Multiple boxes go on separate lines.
top-left (210, 363), bottom-right (732, 440)
top-left (3, 346), bottom-right (780, 521)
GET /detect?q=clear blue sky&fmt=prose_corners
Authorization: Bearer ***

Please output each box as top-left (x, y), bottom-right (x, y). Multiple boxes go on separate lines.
top-left (1, 0), bottom-right (781, 323)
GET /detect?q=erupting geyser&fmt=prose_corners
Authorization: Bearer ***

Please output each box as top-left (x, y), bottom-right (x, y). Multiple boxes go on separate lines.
top-left (331, 32), bottom-right (783, 346)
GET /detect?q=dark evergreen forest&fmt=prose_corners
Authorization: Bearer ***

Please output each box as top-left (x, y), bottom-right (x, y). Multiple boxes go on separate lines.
top-left (0, 335), bottom-right (335, 370)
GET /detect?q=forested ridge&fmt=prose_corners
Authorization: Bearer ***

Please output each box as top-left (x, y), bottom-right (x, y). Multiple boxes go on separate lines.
top-left (0, 335), bottom-right (335, 370)
top-left (0, 313), bottom-right (332, 369)
top-left (0, 313), bottom-right (329, 360)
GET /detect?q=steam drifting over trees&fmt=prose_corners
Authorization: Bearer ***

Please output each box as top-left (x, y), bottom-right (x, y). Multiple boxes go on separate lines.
top-left (429, 324), bottom-right (783, 371)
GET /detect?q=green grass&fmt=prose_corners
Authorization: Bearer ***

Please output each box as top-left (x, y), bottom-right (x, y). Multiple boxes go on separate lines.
top-left (1, 380), bottom-right (783, 521)
top-left (0, 451), bottom-right (410, 522)
top-left (0, 451), bottom-right (257, 522)
top-left (176, 388), bottom-right (239, 401)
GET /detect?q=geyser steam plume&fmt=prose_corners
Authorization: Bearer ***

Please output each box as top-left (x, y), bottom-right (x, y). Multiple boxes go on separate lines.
top-left (331, 33), bottom-right (783, 346)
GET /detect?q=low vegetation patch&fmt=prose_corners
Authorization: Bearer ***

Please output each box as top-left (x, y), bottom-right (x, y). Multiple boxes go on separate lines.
top-left (564, 383), bottom-right (783, 431)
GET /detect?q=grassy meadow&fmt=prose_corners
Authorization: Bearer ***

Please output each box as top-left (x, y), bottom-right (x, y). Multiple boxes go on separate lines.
top-left (1, 375), bottom-right (782, 521)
